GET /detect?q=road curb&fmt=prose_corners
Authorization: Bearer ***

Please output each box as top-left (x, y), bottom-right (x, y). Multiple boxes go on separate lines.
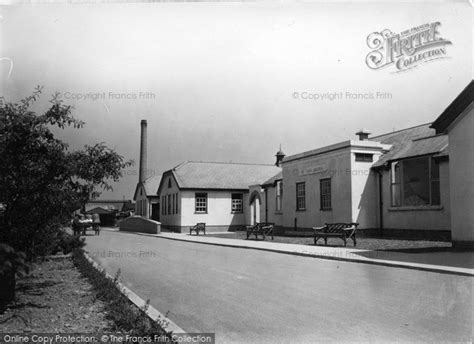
top-left (118, 230), bottom-right (474, 277)
top-left (82, 251), bottom-right (185, 333)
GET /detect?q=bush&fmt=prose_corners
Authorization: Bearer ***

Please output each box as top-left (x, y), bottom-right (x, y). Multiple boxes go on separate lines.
top-left (54, 231), bottom-right (86, 255)
top-left (0, 244), bottom-right (29, 310)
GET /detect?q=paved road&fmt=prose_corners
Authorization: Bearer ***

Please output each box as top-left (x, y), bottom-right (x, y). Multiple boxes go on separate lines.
top-left (84, 231), bottom-right (473, 343)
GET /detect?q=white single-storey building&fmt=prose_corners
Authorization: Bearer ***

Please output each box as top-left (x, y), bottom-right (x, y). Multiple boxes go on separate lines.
top-left (431, 80), bottom-right (473, 248)
top-left (157, 161), bottom-right (281, 232)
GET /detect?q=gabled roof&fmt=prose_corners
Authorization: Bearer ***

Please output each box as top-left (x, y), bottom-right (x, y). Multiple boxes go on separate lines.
top-left (87, 199), bottom-right (131, 204)
top-left (371, 123), bottom-right (448, 168)
top-left (142, 175), bottom-right (162, 196)
top-left (133, 175), bottom-right (162, 200)
top-left (85, 207), bottom-right (114, 215)
top-left (431, 80), bottom-right (474, 133)
top-left (161, 161), bottom-right (281, 191)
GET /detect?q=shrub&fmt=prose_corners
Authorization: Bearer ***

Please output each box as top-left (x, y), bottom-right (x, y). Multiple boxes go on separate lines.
top-left (0, 244), bottom-right (29, 310)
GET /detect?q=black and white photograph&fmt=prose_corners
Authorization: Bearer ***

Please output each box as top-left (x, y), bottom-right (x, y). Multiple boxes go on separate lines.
top-left (0, 0), bottom-right (472, 343)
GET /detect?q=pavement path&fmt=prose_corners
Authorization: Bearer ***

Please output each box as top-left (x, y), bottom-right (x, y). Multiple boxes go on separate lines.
top-left (84, 230), bottom-right (473, 343)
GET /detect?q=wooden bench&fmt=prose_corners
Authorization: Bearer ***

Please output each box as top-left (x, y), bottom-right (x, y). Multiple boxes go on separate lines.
top-left (313, 223), bottom-right (359, 247)
top-left (189, 222), bottom-right (206, 235)
top-left (246, 222), bottom-right (274, 240)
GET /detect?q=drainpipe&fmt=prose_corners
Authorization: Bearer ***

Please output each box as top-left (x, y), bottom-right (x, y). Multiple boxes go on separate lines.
top-left (264, 188), bottom-right (268, 223)
top-left (377, 170), bottom-right (384, 236)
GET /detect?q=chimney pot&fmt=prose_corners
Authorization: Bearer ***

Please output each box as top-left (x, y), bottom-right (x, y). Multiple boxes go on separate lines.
top-left (356, 128), bottom-right (371, 141)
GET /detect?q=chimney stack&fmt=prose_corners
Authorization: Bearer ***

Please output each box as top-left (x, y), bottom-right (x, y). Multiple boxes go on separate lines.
top-left (139, 119), bottom-right (147, 183)
top-left (356, 128), bottom-right (371, 141)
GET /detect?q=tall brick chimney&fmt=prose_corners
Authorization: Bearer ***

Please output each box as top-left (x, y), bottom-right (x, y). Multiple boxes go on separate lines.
top-left (139, 119), bottom-right (147, 183)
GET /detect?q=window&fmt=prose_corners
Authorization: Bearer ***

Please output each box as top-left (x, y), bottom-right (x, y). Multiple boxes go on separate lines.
top-left (162, 196), bottom-right (166, 215)
top-left (355, 153), bottom-right (373, 162)
top-left (390, 156), bottom-right (440, 207)
top-left (391, 162), bottom-right (401, 206)
top-left (167, 194), bottom-right (171, 214)
top-left (172, 194), bottom-right (175, 214)
top-left (168, 178), bottom-right (172, 188)
top-left (175, 193), bottom-right (179, 214)
top-left (296, 182), bottom-right (306, 210)
top-left (276, 181), bottom-right (283, 212)
top-left (231, 193), bottom-right (243, 213)
top-left (320, 178), bottom-right (332, 210)
top-left (195, 193), bottom-right (207, 213)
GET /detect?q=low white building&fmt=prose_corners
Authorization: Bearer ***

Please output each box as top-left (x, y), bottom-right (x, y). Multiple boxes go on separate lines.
top-left (431, 80), bottom-right (474, 248)
top-left (157, 161), bottom-right (281, 232)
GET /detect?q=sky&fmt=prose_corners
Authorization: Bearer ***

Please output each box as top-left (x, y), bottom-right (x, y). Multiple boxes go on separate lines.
top-left (0, 1), bottom-right (472, 200)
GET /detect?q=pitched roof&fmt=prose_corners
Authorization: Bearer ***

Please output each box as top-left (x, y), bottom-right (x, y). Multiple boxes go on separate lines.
top-left (371, 123), bottom-right (448, 168)
top-left (133, 175), bottom-right (162, 200)
top-left (85, 207), bottom-right (114, 214)
top-left (262, 171), bottom-right (283, 187)
top-left (431, 80), bottom-right (474, 133)
top-left (142, 175), bottom-right (162, 196)
top-left (168, 161), bottom-right (281, 190)
top-left (87, 199), bottom-right (131, 204)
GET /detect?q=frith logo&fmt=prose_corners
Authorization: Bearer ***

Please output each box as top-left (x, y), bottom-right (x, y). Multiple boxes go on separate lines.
top-left (366, 22), bottom-right (452, 72)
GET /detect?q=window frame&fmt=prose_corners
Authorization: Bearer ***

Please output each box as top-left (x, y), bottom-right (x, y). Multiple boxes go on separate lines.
top-left (355, 153), bottom-right (374, 162)
top-left (390, 156), bottom-right (441, 207)
top-left (231, 193), bottom-right (244, 214)
top-left (195, 193), bottom-right (208, 214)
top-left (175, 193), bottom-right (179, 214)
top-left (296, 182), bottom-right (306, 211)
top-left (320, 178), bottom-right (332, 210)
top-left (275, 181), bottom-right (283, 213)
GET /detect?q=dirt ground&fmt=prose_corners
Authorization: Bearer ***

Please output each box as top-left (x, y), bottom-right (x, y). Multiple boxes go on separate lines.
top-left (0, 257), bottom-right (113, 332)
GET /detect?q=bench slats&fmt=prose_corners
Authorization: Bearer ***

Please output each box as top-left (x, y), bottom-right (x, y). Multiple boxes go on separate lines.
top-left (246, 223), bottom-right (274, 240)
top-left (313, 222), bottom-right (359, 247)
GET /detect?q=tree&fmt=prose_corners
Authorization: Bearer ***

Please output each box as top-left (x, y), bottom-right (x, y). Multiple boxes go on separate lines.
top-left (0, 86), bottom-right (133, 307)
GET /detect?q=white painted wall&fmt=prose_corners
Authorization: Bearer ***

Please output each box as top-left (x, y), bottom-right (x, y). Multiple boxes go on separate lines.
top-left (180, 190), bottom-right (249, 228)
top-left (448, 106), bottom-right (474, 242)
top-left (135, 185), bottom-right (149, 218)
top-left (351, 149), bottom-right (385, 228)
top-left (159, 175), bottom-right (181, 227)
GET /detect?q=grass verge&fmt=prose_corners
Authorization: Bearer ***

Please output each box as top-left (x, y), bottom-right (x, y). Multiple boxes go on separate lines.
top-left (72, 248), bottom-right (173, 338)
